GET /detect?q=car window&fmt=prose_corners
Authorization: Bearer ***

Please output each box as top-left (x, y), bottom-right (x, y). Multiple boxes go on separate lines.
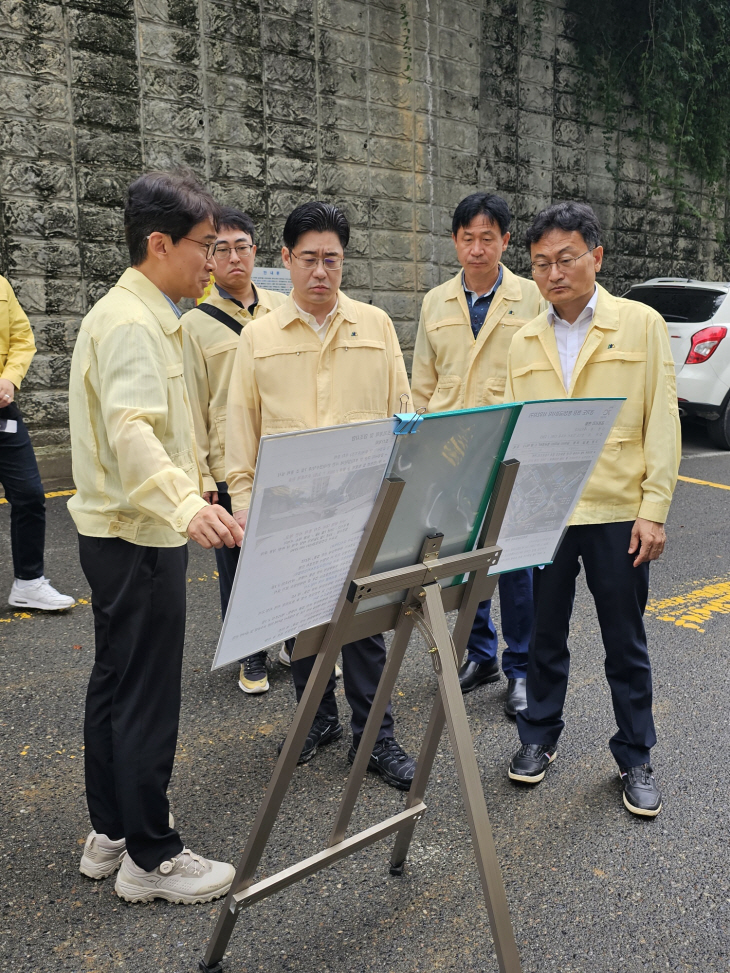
top-left (626, 286), bottom-right (727, 323)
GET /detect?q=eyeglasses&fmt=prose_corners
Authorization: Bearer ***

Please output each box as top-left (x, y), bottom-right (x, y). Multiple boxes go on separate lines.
top-left (288, 250), bottom-right (343, 271)
top-left (214, 244), bottom-right (254, 259)
top-left (531, 249), bottom-right (594, 277)
top-left (181, 236), bottom-right (217, 260)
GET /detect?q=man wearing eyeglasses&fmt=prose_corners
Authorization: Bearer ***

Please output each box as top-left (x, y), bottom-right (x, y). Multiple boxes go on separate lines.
top-left (181, 207), bottom-right (286, 695)
top-left (410, 192), bottom-right (544, 720)
top-left (225, 200), bottom-right (417, 790)
top-left (503, 201), bottom-right (680, 818)
top-left (69, 171), bottom-right (243, 903)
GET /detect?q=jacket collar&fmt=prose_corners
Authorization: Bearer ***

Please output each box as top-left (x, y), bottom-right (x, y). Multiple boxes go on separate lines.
top-left (115, 267), bottom-right (182, 335)
top-left (521, 282), bottom-right (619, 337)
top-left (277, 290), bottom-right (356, 329)
top-left (444, 263), bottom-right (523, 304)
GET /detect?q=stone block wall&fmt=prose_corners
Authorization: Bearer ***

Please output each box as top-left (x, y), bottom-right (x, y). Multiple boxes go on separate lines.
top-left (1, 0), bottom-right (728, 461)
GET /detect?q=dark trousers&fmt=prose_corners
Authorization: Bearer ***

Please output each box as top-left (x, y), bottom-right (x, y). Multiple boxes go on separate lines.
top-left (79, 534), bottom-right (187, 871)
top-left (212, 486), bottom-right (239, 618)
top-left (0, 404), bottom-right (45, 579)
top-left (516, 521), bottom-right (656, 769)
top-left (288, 634), bottom-right (394, 747)
top-left (466, 568), bottom-right (533, 678)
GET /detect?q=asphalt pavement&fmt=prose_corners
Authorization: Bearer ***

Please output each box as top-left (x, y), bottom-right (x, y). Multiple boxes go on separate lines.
top-left (1, 418), bottom-right (729, 973)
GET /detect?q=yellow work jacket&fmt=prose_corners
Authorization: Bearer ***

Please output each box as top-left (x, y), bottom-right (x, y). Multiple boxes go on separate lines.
top-left (0, 275), bottom-right (36, 389)
top-left (411, 264), bottom-right (544, 412)
top-left (181, 284), bottom-right (287, 492)
top-left (68, 268), bottom-right (207, 547)
top-left (504, 284), bottom-right (681, 526)
top-left (226, 291), bottom-right (410, 511)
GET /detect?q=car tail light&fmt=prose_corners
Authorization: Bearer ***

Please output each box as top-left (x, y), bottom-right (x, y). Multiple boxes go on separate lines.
top-left (685, 326), bottom-right (727, 364)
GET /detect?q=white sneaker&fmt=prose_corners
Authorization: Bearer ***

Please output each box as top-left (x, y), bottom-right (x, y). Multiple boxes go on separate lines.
top-left (114, 848), bottom-right (235, 904)
top-left (79, 832), bottom-right (126, 879)
top-left (79, 812), bottom-right (175, 879)
top-left (9, 577), bottom-right (75, 611)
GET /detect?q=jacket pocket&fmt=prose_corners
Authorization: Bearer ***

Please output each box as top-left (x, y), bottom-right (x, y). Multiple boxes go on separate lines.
top-left (261, 417), bottom-right (308, 435)
top-left (343, 410), bottom-right (388, 422)
top-left (213, 410), bottom-right (226, 457)
top-left (510, 361), bottom-right (554, 378)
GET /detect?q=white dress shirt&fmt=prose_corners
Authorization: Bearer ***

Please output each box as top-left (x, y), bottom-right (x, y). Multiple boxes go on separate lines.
top-left (294, 299), bottom-right (339, 342)
top-left (548, 285), bottom-right (598, 390)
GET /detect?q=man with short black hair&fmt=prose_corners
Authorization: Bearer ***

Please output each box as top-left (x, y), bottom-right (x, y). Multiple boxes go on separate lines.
top-left (181, 207), bottom-right (286, 694)
top-left (225, 200), bottom-right (417, 790)
top-left (411, 192), bottom-right (544, 719)
top-left (504, 201), bottom-right (680, 817)
top-left (69, 170), bottom-right (243, 902)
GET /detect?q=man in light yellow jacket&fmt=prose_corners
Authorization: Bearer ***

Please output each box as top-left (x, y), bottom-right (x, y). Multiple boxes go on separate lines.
top-left (504, 201), bottom-right (680, 819)
top-left (0, 276), bottom-right (75, 610)
top-left (226, 200), bottom-right (416, 790)
top-left (411, 192), bottom-right (544, 719)
top-left (181, 206), bottom-right (286, 695)
top-left (69, 171), bottom-right (242, 903)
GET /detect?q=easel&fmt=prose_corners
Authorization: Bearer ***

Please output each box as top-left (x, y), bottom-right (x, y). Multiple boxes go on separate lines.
top-left (201, 458), bottom-right (522, 973)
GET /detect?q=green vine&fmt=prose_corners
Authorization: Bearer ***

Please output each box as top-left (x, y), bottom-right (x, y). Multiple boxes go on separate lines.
top-left (565, 0), bottom-right (730, 185)
top-left (400, 2), bottom-right (413, 83)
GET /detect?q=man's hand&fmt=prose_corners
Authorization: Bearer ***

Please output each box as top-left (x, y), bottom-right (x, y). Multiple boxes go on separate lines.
top-left (628, 518), bottom-right (666, 566)
top-left (0, 378), bottom-right (15, 407)
top-left (233, 509), bottom-right (248, 531)
top-left (187, 504), bottom-right (243, 550)
top-left (202, 491), bottom-right (219, 505)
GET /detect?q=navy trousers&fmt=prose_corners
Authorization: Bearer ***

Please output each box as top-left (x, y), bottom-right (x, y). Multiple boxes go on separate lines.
top-left (466, 568), bottom-right (533, 678)
top-left (212, 486), bottom-right (239, 618)
top-left (288, 634), bottom-right (394, 747)
top-left (0, 404), bottom-right (45, 579)
top-left (516, 521), bottom-right (656, 769)
top-left (79, 535), bottom-right (187, 871)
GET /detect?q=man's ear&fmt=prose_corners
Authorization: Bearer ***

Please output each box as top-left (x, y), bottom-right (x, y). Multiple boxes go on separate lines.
top-left (147, 231), bottom-right (169, 260)
top-left (502, 231), bottom-right (511, 252)
top-left (593, 245), bottom-right (604, 273)
top-left (281, 246), bottom-right (291, 268)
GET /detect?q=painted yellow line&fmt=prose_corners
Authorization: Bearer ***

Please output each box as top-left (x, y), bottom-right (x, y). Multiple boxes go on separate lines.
top-left (677, 475), bottom-right (730, 491)
top-left (0, 488), bottom-right (76, 505)
top-left (646, 575), bottom-right (730, 633)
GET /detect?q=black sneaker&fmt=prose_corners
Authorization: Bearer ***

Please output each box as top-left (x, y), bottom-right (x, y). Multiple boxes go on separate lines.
top-left (238, 652), bottom-right (269, 694)
top-left (458, 659), bottom-right (500, 694)
top-left (348, 737), bottom-right (415, 790)
top-left (619, 764), bottom-right (662, 817)
top-left (508, 743), bottom-right (557, 783)
top-left (278, 715), bottom-right (343, 765)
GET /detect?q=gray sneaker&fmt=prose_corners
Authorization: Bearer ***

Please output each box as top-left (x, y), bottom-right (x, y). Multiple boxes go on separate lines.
top-left (79, 812), bottom-right (175, 879)
top-left (114, 848), bottom-right (235, 904)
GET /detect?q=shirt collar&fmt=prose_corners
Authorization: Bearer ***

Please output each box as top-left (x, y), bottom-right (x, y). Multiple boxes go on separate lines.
top-left (162, 293), bottom-right (182, 319)
top-left (548, 284), bottom-right (598, 328)
top-left (293, 298), bottom-right (339, 331)
top-left (216, 282), bottom-right (258, 312)
top-left (462, 265), bottom-right (503, 303)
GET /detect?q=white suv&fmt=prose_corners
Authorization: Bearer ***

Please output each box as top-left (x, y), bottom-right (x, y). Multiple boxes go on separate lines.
top-left (625, 278), bottom-right (730, 448)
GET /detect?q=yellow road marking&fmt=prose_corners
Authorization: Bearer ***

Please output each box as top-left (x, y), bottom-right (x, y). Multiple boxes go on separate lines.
top-left (646, 575), bottom-right (730, 632)
top-left (677, 475), bottom-right (730, 491)
top-left (0, 488), bottom-right (76, 505)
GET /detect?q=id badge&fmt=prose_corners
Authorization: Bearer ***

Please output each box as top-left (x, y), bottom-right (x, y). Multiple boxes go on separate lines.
top-left (0, 419), bottom-right (18, 434)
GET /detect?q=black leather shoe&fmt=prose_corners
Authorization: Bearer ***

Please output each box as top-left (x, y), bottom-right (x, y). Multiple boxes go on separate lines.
top-left (504, 678), bottom-right (527, 718)
top-left (620, 764), bottom-right (662, 817)
top-left (348, 737), bottom-right (415, 790)
top-left (508, 743), bottom-right (557, 783)
top-left (458, 659), bottom-right (500, 694)
top-left (278, 715), bottom-right (343, 765)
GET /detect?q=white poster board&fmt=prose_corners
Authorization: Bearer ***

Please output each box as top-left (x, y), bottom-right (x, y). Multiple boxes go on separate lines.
top-left (489, 398), bottom-right (624, 574)
top-left (251, 267), bottom-right (291, 295)
top-left (212, 419), bottom-right (394, 669)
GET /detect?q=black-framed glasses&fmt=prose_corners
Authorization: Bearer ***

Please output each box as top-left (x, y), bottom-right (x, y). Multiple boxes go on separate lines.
top-left (181, 236), bottom-right (217, 260)
top-left (214, 244), bottom-right (254, 259)
top-left (288, 250), bottom-right (343, 271)
top-left (531, 249), bottom-right (594, 277)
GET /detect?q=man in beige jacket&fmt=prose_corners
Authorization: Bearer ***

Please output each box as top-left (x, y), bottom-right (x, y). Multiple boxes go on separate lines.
top-left (411, 192), bottom-right (543, 719)
top-left (69, 171), bottom-right (242, 902)
top-left (504, 201), bottom-right (681, 818)
top-left (226, 200), bottom-right (416, 790)
top-left (181, 207), bottom-right (286, 695)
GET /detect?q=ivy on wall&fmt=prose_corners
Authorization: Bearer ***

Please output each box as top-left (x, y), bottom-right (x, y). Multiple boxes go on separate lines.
top-left (566, 0), bottom-right (730, 184)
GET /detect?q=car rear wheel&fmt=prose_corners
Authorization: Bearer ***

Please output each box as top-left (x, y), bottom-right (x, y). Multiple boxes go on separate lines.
top-left (707, 401), bottom-right (730, 449)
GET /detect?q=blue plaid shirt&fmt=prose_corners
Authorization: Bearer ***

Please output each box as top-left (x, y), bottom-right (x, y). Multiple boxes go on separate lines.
top-left (463, 266), bottom-right (503, 338)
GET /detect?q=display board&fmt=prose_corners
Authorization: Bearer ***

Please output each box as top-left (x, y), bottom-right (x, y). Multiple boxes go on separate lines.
top-left (487, 398), bottom-right (624, 574)
top-left (251, 267), bottom-right (292, 294)
top-left (212, 419), bottom-right (394, 669)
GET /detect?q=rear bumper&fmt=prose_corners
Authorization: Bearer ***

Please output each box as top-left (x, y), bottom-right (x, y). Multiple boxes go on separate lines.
top-left (678, 400), bottom-right (723, 420)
